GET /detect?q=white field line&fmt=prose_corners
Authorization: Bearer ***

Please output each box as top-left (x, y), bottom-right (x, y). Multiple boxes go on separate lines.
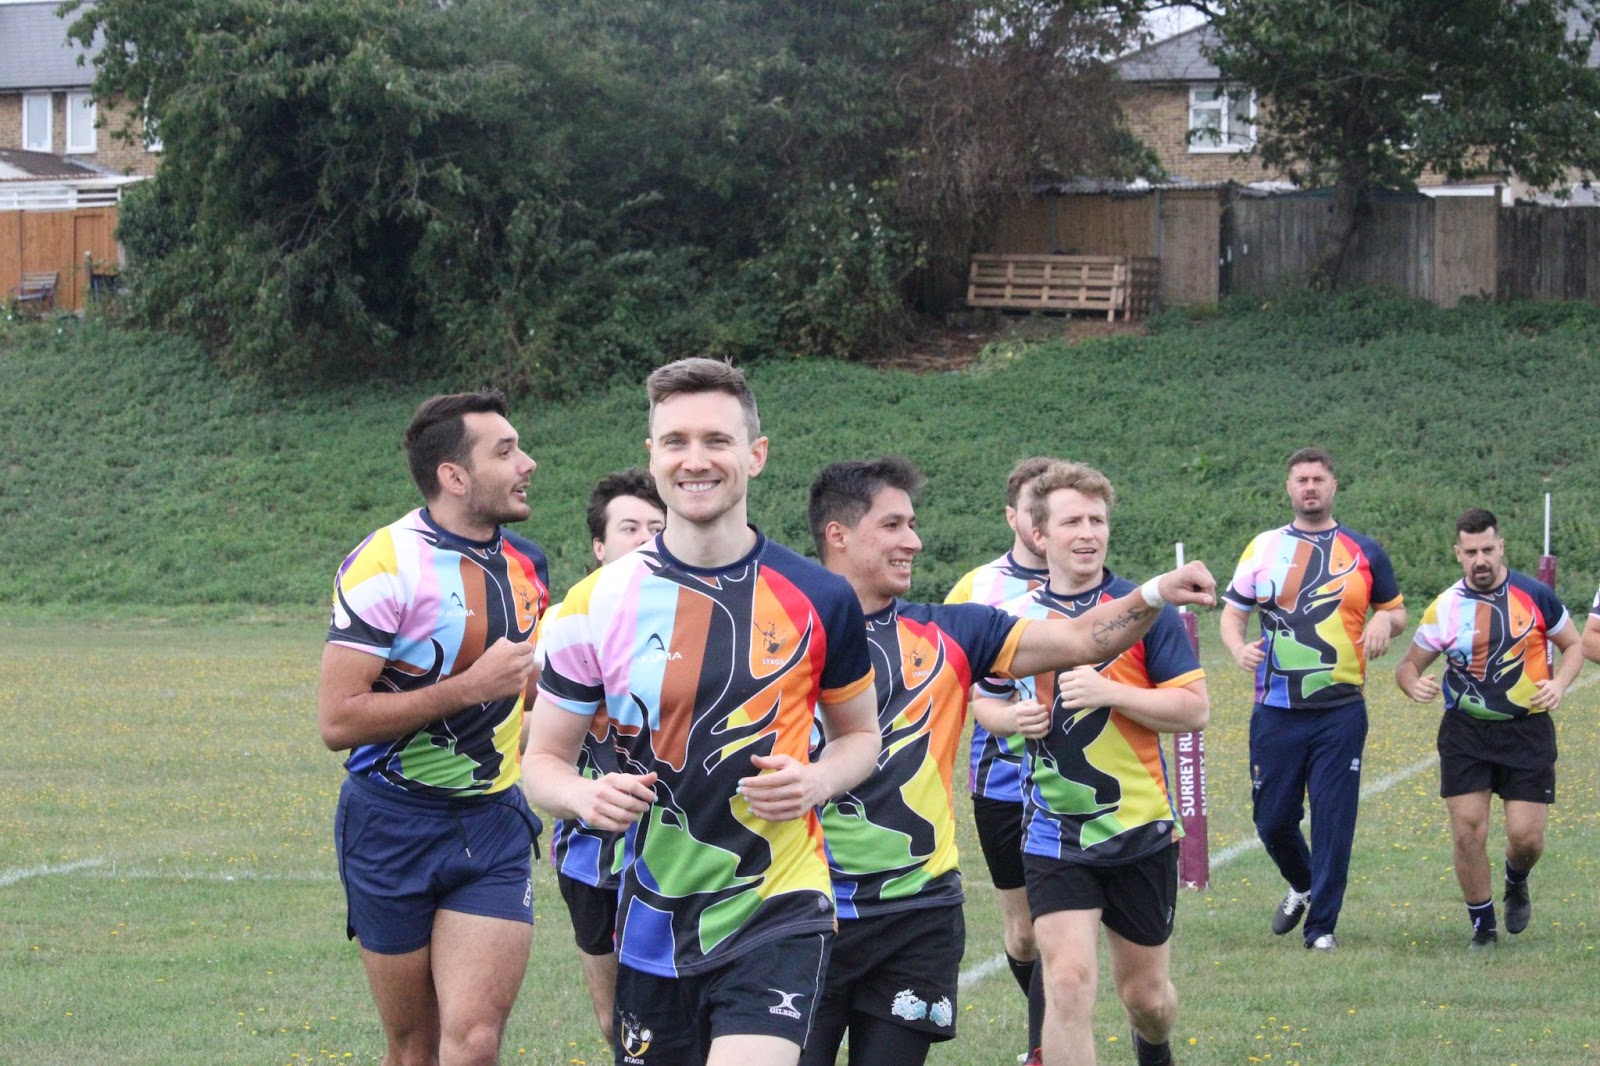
top-left (0, 858), bottom-right (336, 885)
top-left (952, 677), bottom-right (1593, 994)
top-left (958, 750), bottom-right (1438, 989)
top-left (0, 857), bottom-right (105, 886)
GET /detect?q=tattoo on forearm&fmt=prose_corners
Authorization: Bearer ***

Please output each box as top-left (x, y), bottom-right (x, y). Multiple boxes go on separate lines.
top-left (1092, 605), bottom-right (1153, 648)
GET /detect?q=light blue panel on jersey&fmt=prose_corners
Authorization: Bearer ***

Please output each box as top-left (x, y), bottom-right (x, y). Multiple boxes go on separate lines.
top-left (607, 579), bottom-right (683, 731)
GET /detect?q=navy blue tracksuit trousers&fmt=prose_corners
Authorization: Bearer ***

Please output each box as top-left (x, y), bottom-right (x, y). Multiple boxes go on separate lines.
top-left (1249, 699), bottom-right (1367, 943)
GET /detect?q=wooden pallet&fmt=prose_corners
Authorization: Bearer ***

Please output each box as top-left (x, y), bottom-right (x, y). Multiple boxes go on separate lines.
top-left (966, 254), bottom-right (1159, 321)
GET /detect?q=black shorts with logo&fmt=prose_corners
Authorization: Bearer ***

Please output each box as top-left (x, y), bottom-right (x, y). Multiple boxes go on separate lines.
top-left (1438, 711), bottom-right (1557, 803)
top-left (1023, 843), bottom-right (1178, 947)
top-left (613, 931), bottom-right (831, 1066)
top-left (814, 903), bottom-right (964, 1041)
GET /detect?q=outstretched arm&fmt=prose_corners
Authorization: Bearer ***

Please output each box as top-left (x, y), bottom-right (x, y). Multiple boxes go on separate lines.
top-left (1008, 561), bottom-right (1217, 677)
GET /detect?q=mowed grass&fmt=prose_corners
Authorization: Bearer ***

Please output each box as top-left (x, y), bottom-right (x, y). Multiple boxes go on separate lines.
top-left (4, 619), bottom-right (1600, 1065)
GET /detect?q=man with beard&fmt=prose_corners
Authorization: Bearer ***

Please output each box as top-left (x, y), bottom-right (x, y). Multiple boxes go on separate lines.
top-left (975, 462), bottom-right (1208, 1066)
top-left (318, 389), bottom-right (549, 1066)
top-left (800, 457), bottom-right (1215, 1066)
top-left (1218, 447), bottom-right (1405, 952)
top-left (523, 358), bottom-right (883, 1066)
top-left (1395, 508), bottom-right (1582, 947)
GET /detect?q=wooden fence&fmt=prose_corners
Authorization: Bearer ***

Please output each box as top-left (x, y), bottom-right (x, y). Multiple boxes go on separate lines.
top-left (986, 188), bottom-right (1221, 307)
top-left (1, 205), bottom-right (120, 314)
top-left (1225, 193), bottom-right (1496, 308)
top-left (1498, 206), bottom-right (1600, 301)
top-left (985, 186), bottom-right (1507, 310)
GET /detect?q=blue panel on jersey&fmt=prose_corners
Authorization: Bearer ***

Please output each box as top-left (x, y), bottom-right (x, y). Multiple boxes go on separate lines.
top-left (618, 898), bottom-right (678, 977)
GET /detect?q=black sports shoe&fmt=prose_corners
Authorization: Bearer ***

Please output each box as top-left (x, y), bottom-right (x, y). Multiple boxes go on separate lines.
top-left (1272, 889), bottom-right (1310, 935)
top-left (1470, 928), bottom-right (1499, 949)
top-left (1133, 1028), bottom-right (1175, 1066)
top-left (1504, 878), bottom-right (1531, 934)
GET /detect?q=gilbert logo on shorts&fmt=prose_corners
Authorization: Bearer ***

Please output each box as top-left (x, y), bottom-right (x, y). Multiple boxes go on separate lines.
top-left (767, 988), bottom-right (805, 1020)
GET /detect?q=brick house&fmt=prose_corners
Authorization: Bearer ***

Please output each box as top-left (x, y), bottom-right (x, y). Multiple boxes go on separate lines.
top-left (1116, 26), bottom-right (1283, 188)
top-left (0, 0), bottom-right (158, 178)
top-left (1116, 20), bottom-right (1600, 202)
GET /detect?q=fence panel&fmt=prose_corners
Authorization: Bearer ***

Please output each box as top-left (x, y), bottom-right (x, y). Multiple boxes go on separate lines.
top-left (1158, 191), bottom-right (1219, 306)
top-left (1, 206), bottom-right (119, 312)
top-left (1497, 206), bottom-right (1600, 302)
top-left (1229, 196), bottom-right (1446, 300)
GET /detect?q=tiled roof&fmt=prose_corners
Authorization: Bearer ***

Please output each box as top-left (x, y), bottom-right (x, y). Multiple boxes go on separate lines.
top-left (1117, 26), bottom-right (1219, 84)
top-left (0, 2), bottom-right (101, 92)
top-left (1119, 13), bottom-right (1599, 84)
top-left (0, 146), bottom-right (105, 180)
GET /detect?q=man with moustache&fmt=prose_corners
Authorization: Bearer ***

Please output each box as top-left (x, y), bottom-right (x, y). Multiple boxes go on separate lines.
top-left (1219, 448), bottom-right (1405, 952)
top-left (1396, 508), bottom-right (1582, 947)
top-left (319, 389), bottom-right (549, 1066)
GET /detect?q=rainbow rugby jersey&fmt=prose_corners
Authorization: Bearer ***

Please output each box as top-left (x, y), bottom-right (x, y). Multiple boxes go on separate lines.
top-left (819, 600), bottom-right (1028, 919)
top-left (327, 507), bottom-right (549, 797)
top-left (1413, 570), bottom-right (1570, 722)
top-left (538, 599), bottom-right (625, 890)
top-left (1223, 524), bottom-right (1401, 709)
top-left (982, 572), bottom-right (1203, 866)
top-left (945, 552), bottom-right (1048, 802)
top-left (537, 531), bottom-right (874, 977)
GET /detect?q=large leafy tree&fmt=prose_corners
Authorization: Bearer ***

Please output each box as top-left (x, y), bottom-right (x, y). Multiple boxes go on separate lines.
top-left (1193, 0), bottom-right (1600, 282)
top-left (71, 0), bottom-right (1149, 385)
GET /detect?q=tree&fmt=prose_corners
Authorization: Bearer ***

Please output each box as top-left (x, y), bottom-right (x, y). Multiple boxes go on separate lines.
top-left (1192, 0), bottom-right (1600, 283)
top-left (69, 0), bottom-right (1151, 386)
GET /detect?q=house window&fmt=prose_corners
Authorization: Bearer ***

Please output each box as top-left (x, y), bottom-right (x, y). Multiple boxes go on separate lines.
top-left (1189, 85), bottom-right (1255, 152)
top-left (66, 92), bottom-right (97, 154)
top-left (22, 92), bottom-right (52, 152)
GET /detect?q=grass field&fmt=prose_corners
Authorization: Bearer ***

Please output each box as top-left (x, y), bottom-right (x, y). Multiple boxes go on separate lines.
top-left (5, 618), bottom-right (1599, 1065)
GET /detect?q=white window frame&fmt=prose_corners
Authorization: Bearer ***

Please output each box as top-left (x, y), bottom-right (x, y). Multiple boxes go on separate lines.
top-left (22, 92), bottom-right (52, 153)
top-left (143, 103), bottom-right (162, 154)
top-left (65, 91), bottom-right (97, 154)
top-left (1188, 85), bottom-right (1256, 154)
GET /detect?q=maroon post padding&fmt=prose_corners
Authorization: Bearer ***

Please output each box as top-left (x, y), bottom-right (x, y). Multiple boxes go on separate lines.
top-left (1537, 555), bottom-right (1557, 590)
top-left (1175, 611), bottom-right (1209, 890)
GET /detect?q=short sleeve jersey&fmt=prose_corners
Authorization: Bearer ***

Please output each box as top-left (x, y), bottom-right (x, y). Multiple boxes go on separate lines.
top-left (537, 531), bottom-right (874, 978)
top-left (984, 572), bottom-right (1203, 867)
top-left (1222, 524), bottom-right (1402, 709)
top-left (327, 508), bottom-right (549, 797)
top-left (944, 552), bottom-right (1048, 801)
top-left (819, 600), bottom-right (1027, 919)
top-left (538, 598), bottom-right (625, 890)
top-left (1413, 570), bottom-right (1570, 722)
